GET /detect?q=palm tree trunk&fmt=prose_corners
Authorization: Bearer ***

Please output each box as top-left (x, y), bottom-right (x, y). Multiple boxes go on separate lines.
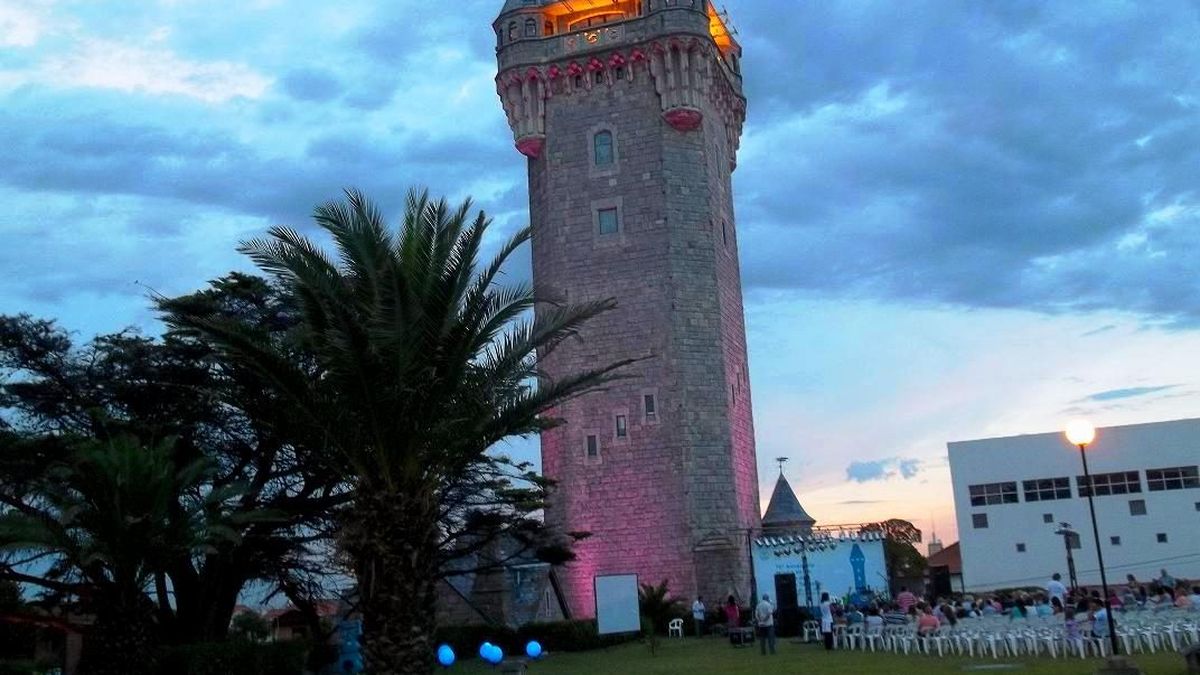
top-left (352, 490), bottom-right (440, 675)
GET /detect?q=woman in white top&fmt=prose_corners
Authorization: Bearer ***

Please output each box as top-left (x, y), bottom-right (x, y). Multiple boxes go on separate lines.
top-left (819, 592), bottom-right (834, 651)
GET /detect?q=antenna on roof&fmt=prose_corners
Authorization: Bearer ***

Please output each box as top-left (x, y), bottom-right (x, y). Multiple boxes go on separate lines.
top-left (775, 456), bottom-right (788, 475)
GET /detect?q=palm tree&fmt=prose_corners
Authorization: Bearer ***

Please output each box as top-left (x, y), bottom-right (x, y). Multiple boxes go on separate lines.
top-left (0, 437), bottom-right (222, 674)
top-left (638, 580), bottom-right (684, 656)
top-left (173, 188), bottom-right (629, 673)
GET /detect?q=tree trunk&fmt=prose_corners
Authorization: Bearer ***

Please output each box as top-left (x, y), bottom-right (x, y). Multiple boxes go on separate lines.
top-left (350, 490), bottom-right (439, 675)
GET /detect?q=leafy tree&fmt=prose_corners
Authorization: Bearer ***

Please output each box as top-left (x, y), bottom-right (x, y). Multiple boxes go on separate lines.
top-left (0, 437), bottom-right (230, 674)
top-left (0, 281), bottom-right (346, 644)
top-left (860, 519), bottom-right (926, 582)
top-left (170, 188), bottom-right (629, 673)
top-left (637, 580), bottom-right (684, 656)
top-left (229, 611), bottom-right (271, 642)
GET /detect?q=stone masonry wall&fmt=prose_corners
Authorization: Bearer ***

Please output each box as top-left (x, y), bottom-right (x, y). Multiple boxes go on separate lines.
top-left (499, 2), bottom-right (760, 618)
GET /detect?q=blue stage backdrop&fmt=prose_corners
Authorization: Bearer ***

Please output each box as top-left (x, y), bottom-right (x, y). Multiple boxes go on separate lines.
top-left (752, 532), bottom-right (887, 610)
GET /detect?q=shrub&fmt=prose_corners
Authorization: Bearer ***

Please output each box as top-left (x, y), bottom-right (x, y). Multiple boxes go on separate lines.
top-left (153, 640), bottom-right (307, 675)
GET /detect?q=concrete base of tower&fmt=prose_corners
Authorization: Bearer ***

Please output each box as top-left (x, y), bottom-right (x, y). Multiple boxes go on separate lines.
top-left (663, 107), bottom-right (703, 132)
top-left (515, 134), bottom-right (545, 158)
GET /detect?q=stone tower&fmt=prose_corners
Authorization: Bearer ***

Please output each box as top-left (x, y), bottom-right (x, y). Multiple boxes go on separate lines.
top-left (493, 0), bottom-right (758, 618)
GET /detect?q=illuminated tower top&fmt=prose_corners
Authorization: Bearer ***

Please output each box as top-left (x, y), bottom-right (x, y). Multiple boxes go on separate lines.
top-left (493, 0), bottom-right (744, 160)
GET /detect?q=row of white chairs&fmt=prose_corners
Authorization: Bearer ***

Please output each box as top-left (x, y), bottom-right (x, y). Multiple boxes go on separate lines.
top-left (800, 611), bottom-right (1198, 660)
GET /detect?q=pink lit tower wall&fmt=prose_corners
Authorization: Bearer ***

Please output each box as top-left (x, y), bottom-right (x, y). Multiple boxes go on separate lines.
top-left (494, 0), bottom-right (759, 618)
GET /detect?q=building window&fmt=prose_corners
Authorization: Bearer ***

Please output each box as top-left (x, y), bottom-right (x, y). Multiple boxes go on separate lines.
top-left (1023, 477), bottom-right (1072, 502)
top-left (573, 74), bottom-right (583, 88)
top-left (972, 513), bottom-right (988, 529)
top-left (597, 207), bottom-right (619, 235)
top-left (1110, 536), bottom-right (1121, 546)
top-left (508, 21), bottom-right (517, 41)
top-left (968, 482), bottom-right (1018, 507)
top-left (1015, 543), bottom-right (1026, 553)
top-left (614, 65), bottom-right (624, 79)
top-left (544, 20), bottom-right (553, 35)
top-left (644, 394), bottom-right (657, 419)
top-left (1145, 465), bottom-right (1199, 491)
top-left (567, 12), bottom-right (625, 31)
top-left (721, 221), bottom-right (728, 247)
top-left (1077, 471), bottom-right (1141, 497)
top-left (1042, 513), bottom-right (1054, 524)
top-left (1129, 499), bottom-right (1147, 516)
top-left (1195, 501), bottom-right (1200, 511)
top-left (586, 434), bottom-right (598, 458)
top-left (615, 415), bottom-right (627, 438)
top-left (1156, 532), bottom-right (1168, 543)
top-left (593, 130), bottom-right (614, 165)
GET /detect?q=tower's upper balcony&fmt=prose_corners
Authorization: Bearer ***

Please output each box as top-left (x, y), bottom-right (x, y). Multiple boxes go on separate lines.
top-left (494, 0), bottom-right (741, 91)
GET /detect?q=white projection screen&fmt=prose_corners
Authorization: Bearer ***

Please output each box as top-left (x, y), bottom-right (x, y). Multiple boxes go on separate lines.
top-left (594, 574), bottom-right (640, 635)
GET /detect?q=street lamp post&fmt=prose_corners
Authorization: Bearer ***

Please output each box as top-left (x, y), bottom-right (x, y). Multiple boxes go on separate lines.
top-left (1054, 523), bottom-right (1079, 591)
top-left (1065, 420), bottom-right (1119, 658)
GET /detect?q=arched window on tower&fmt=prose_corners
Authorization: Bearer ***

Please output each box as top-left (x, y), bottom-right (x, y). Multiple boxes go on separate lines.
top-left (524, 18), bottom-right (537, 37)
top-left (508, 21), bottom-right (517, 41)
top-left (593, 130), bottom-right (614, 166)
top-left (544, 20), bottom-right (553, 36)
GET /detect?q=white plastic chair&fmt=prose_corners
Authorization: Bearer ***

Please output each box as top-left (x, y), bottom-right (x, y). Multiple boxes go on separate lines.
top-left (668, 618), bottom-right (684, 638)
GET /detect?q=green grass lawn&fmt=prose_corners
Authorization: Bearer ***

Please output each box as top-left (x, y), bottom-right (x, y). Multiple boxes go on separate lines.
top-left (456, 637), bottom-right (1190, 674)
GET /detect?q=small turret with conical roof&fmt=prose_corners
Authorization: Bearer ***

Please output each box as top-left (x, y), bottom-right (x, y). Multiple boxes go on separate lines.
top-left (761, 472), bottom-right (816, 535)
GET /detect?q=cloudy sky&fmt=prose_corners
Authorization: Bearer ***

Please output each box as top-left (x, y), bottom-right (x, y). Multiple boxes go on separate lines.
top-left (3, 0), bottom-right (1199, 544)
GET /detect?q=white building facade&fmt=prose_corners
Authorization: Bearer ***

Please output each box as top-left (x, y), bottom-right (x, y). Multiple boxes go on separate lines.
top-left (948, 418), bottom-right (1200, 591)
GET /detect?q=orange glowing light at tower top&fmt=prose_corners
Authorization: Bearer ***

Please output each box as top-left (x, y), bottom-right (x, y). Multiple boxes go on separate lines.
top-left (707, 3), bottom-right (738, 54)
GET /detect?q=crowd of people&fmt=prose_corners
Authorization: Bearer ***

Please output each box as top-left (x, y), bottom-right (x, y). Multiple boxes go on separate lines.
top-left (827, 568), bottom-right (1199, 641)
top-left (708, 567), bottom-right (1198, 655)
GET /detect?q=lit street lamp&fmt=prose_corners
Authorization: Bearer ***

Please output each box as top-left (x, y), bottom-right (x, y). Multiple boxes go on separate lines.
top-left (1064, 420), bottom-right (1119, 658)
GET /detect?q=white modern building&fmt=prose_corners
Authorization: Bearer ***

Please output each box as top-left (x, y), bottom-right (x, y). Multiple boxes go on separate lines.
top-left (948, 418), bottom-right (1200, 591)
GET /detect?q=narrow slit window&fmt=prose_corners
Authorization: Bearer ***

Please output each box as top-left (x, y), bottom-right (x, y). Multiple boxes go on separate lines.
top-left (615, 415), bottom-right (627, 438)
top-left (593, 130), bottom-right (614, 165)
top-left (644, 394), bottom-right (656, 418)
top-left (586, 434), bottom-right (598, 458)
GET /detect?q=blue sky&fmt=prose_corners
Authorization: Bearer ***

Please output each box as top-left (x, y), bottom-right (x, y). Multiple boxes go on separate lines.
top-left (3, 0), bottom-right (1200, 543)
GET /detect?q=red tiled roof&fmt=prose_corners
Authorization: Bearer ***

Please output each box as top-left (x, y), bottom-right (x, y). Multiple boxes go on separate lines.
top-left (927, 541), bottom-right (961, 574)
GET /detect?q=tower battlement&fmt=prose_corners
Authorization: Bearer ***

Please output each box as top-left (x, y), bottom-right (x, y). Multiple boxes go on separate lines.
top-left (494, 0), bottom-right (760, 618)
top-left (494, 0), bottom-right (744, 161)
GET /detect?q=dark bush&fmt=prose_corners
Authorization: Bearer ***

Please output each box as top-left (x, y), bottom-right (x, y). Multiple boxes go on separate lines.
top-left (153, 640), bottom-right (307, 675)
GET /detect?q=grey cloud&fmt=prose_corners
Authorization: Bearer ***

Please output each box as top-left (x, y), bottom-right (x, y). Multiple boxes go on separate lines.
top-left (731, 1), bottom-right (1200, 325)
top-left (1080, 385), bottom-right (1178, 402)
top-left (846, 457), bottom-right (923, 483)
top-left (281, 68), bottom-right (345, 102)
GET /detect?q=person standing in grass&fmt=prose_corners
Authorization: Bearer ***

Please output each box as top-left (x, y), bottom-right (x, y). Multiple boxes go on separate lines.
top-left (692, 596), bottom-right (706, 638)
top-left (724, 596), bottom-right (740, 631)
top-left (819, 592), bottom-right (834, 651)
top-left (755, 594), bottom-right (776, 656)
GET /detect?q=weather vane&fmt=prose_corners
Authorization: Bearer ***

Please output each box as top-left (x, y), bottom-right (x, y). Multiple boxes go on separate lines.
top-left (775, 456), bottom-right (789, 475)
